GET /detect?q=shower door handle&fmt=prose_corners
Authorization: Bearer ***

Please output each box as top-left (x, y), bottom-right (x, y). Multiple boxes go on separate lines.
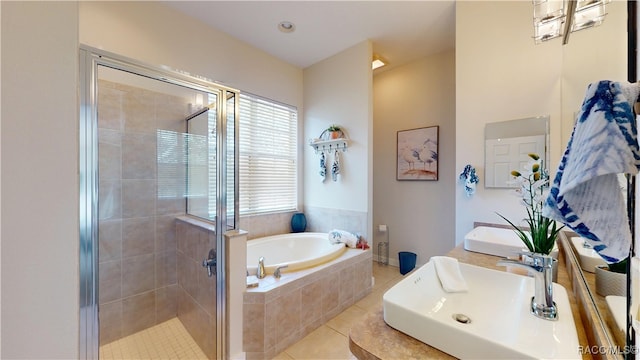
top-left (202, 248), bottom-right (217, 277)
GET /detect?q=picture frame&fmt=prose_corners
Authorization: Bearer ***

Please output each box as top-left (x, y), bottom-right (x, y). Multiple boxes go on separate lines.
top-left (397, 126), bottom-right (439, 181)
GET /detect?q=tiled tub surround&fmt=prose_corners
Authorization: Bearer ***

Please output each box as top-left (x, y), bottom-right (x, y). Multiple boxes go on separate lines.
top-left (304, 206), bottom-right (369, 241)
top-left (98, 78), bottom-right (190, 345)
top-left (239, 208), bottom-right (368, 241)
top-left (243, 248), bottom-right (373, 359)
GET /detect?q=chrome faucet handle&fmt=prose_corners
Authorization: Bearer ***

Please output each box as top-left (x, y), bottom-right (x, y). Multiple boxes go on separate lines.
top-left (514, 251), bottom-right (553, 269)
top-left (274, 265), bottom-right (288, 279)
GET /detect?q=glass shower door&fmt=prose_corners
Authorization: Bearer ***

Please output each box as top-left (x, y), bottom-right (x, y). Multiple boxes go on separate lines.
top-left (79, 47), bottom-right (238, 360)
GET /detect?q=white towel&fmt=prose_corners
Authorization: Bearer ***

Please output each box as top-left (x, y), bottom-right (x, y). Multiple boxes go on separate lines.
top-left (543, 80), bottom-right (640, 263)
top-left (328, 229), bottom-right (358, 248)
top-left (331, 150), bottom-right (340, 182)
top-left (432, 256), bottom-right (468, 293)
top-left (319, 151), bottom-right (327, 182)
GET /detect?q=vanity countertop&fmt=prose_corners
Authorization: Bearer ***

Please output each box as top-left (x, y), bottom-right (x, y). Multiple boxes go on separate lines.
top-left (348, 244), bottom-right (592, 360)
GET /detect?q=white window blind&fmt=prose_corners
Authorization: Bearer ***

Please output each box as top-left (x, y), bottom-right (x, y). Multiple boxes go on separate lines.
top-left (239, 93), bottom-right (297, 215)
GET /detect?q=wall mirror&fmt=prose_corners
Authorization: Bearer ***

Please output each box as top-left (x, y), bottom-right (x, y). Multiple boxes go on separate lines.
top-left (557, 0), bottom-right (632, 354)
top-left (484, 116), bottom-right (549, 188)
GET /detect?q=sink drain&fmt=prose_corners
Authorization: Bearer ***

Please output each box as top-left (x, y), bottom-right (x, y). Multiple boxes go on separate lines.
top-left (453, 313), bottom-right (471, 324)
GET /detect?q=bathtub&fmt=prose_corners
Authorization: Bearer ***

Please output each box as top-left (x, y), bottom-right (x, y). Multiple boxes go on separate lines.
top-left (243, 232), bottom-right (372, 358)
top-left (246, 232), bottom-right (347, 275)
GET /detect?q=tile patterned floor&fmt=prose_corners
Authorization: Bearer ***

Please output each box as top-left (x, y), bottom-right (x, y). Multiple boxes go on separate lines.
top-left (274, 262), bottom-right (404, 359)
top-left (99, 317), bottom-right (208, 360)
top-left (99, 262), bottom-right (403, 360)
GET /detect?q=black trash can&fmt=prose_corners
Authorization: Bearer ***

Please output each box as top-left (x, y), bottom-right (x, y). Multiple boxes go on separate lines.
top-left (398, 251), bottom-right (417, 275)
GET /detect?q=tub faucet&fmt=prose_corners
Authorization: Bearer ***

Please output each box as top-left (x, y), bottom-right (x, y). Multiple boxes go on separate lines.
top-left (497, 252), bottom-right (557, 321)
top-left (274, 265), bottom-right (288, 279)
top-left (257, 257), bottom-right (266, 279)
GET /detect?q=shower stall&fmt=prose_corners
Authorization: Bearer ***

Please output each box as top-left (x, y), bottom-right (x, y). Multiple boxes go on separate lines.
top-left (79, 47), bottom-right (238, 359)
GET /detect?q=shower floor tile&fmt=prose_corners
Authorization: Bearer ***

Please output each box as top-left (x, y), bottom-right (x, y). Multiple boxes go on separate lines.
top-left (99, 317), bottom-right (208, 360)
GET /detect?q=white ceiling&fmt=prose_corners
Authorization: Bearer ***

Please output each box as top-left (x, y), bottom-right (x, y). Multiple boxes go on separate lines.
top-left (164, 1), bottom-right (456, 71)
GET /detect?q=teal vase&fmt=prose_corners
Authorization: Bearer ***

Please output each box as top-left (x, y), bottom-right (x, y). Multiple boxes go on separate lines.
top-left (291, 213), bottom-right (307, 233)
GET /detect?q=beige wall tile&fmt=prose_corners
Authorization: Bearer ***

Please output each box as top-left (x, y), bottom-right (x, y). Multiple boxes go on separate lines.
top-left (123, 88), bottom-right (156, 134)
top-left (300, 280), bottom-right (323, 327)
top-left (99, 220), bottom-right (122, 263)
top-left (98, 129), bottom-right (122, 180)
top-left (99, 260), bottom-right (122, 304)
top-left (122, 291), bottom-right (156, 337)
top-left (99, 300), bottom-right (123, 345)
top-left (98, 82), bottom-right (125, 131)
top-left (243, 303), bottom-right (265, 352)
top-left (155, 284), bottom-right (178, 323)
top-left (155, 216), bottom-right (177, 252)
top-left (122, 179), bottom-right (156, 218)
top-left (155, 250), bottom-right (177, 288)
top-left (99, 179), bottom-right (122, 220)
top-left (122, 132), bottom-right (157, 180)
top-left (121, 254), bottom-right (155, 297)
top-left (122, 217), bottom-right (155, 258)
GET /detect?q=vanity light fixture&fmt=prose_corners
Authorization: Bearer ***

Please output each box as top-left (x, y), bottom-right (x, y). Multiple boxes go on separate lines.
top-left (372, 55), bottom-right (387, 70)
top-left (533, 0), bottom-right (610, 45)
top-left (278, 21), bottom-right (295, 33)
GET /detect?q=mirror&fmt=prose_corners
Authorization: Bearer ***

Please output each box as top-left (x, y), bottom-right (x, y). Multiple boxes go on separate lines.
top-left (484, 116), bottom-right (549, 188)
top-left (557, 0), bottom-right (631, 352)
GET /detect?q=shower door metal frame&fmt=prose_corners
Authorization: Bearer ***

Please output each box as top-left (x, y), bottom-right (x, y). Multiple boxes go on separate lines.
top-left (79, 45), bottom-right (239, 360)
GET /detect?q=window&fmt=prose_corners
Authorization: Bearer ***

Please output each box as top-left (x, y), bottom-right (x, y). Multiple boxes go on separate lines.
top-left (239, 93), bottom-right (298, 215)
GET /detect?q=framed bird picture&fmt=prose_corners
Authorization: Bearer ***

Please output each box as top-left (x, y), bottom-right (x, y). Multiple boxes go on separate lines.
top-left (397, 126), bottom-right (438, 181)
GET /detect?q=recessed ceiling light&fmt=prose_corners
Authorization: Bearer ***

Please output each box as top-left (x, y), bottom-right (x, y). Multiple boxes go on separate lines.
top-left (278, 21), bottom-right (295, 33)
top-left (372, 55), bottom-right (387, 70)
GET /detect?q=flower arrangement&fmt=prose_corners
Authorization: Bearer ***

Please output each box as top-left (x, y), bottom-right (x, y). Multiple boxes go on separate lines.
top-left (497, 153), bottom-right (563, 255)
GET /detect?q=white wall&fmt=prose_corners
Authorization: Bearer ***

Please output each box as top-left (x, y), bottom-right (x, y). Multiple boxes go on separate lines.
top-left (372, 50), bottom-right (456, 266)
top-left (1, 2), bottom-right (79, 358)
top-left (455, 1), bottom-right (627, 246)
top-left (560, 1), bottom-right (627, 146)
top-left (79, 2), bottom-right (303, 109)
top-left (303, 41), bottom-right (373, 238)
top-left (456, 1), bottom-right (563, 245)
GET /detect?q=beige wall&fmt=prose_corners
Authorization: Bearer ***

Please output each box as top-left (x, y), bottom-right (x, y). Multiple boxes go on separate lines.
top-left (1, 2), bottom-right (79, 358)
top-left (455, 1), bottom-right (627, 246)
top-left (303, 41), bottom-right (373, 239)
top-left (372, 50), bottom-right (456, 266)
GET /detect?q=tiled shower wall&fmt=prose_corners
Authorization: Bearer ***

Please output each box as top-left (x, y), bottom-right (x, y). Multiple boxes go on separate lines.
top-left (175, 218), bottom-right (217, 358)
top-left (98, 79), bottom-right (189, 345)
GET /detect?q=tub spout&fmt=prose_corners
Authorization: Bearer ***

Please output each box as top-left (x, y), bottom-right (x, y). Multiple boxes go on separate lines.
top-left (257, 256), bottom-right (266, 279)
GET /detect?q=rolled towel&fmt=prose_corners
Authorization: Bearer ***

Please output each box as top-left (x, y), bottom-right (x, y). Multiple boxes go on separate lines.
top-left (432, 256), bottom-right (468, 293)
top-left (543, 81), bottom-right (640, 263)
top-left (328, 229), bottom-right (358, 248)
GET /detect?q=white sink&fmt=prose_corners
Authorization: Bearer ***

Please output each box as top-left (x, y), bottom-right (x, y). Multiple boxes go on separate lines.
top-left (464, 226), bottom-right (523, 257)
top-left (605, 295), bottom-right (626, 345)
top-left (383, 261), bottom-right (580, 359)
top-left (464, 226), bottom-right (558, 258)
top-left (570, 236), bottom-right (606, 273)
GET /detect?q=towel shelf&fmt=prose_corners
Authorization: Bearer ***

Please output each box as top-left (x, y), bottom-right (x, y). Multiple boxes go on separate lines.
top-left (309, 138), bottom-right (349, 153)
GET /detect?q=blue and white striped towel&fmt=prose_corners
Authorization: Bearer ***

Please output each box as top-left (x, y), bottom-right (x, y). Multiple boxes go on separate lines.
top-left (543, 80), bottom-right (640, 263)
